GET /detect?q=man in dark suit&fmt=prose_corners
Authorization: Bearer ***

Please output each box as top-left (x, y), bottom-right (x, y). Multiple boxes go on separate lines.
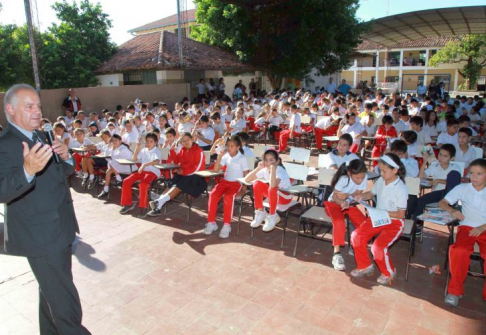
top-left (0, 84), bottom-right (90, 334)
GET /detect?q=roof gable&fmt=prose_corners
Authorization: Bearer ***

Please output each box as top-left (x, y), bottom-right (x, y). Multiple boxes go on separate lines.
top-left (128, 9), bottom-right (196, 33)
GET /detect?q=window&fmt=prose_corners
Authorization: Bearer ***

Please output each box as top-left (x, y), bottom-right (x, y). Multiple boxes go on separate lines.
top-left (385, 76), bottom-right (399, 83)
top-left (123, 71), bottom-right (157, 85)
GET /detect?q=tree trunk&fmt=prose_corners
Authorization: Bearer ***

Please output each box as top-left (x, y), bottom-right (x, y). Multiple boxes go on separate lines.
top-left (467, 57), bottom-right (473, 90)
top-left (267, 72), bottom-right (283, 90)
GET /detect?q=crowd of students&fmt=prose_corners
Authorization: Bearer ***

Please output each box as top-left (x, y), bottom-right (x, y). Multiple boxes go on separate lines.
top-left (7, 86), bottom-right (485, 308)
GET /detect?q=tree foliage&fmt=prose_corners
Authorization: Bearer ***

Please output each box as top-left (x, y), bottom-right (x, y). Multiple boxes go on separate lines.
top-left (191, 0), bottom-right (368, 88)
top-left (0, 0), bottom-right (116, 91)
top-left (429, 34), bottom-right (486, 90)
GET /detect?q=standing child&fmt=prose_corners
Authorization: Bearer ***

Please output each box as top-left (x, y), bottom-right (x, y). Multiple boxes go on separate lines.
top-left (119, 133), bottom-right (162, 218)
top-left (440, 159), bottom-right (486, 306)
top-left (324, 159), bottom-right (368, 271)
top-left (371, 115), bottom-right (397, 167)
top-left (244, 150), bottom-right (291, 232)
top-left (205, 136), bottom-right (249, 238)
top-left (147, 132), bottom-right (207, 216)
top-left (351, 153), bottom-right (408, 285)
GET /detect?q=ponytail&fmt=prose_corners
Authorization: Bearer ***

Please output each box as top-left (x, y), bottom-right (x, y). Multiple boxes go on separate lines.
top-left (330, 159), bottom-right (367, 190)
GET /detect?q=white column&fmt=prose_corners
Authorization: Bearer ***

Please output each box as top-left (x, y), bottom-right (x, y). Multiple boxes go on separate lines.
top-left (424, 68), bottom-right (428, 89)
top-left (399, 68), bottom-right (403, 92)
top-left (454, 69), bottom-right (459, 92)
top-left (425, 49), bottom-right (429, 67)
top-left (353, 69), bottom-right (357, 88)
top-left (399, 50), bottom-right (404, 68)
top-left (375, 52), bottom-right (379, 84)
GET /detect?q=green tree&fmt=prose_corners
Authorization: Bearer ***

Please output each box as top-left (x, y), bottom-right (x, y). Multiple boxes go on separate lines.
top-left (429, 34), bottom-right (486, 90)
top-left (42, 0), bottom-right (117, 88)
top-left (191, 0), bottom-right (367, 89)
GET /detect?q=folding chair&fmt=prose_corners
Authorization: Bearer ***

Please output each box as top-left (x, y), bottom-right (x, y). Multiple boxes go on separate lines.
top-left (282, 162), bottom-right (311, 207)
top-left (472, 146), bottom-right (483, 159)
top-left (253, 144), bottom-right (269, 159)
top-left (234, 156), bottom-right (257, 236)
top-left (293, 169), bottom-right (337, 257)
top-left (400, 177), bottom-right (420, 281)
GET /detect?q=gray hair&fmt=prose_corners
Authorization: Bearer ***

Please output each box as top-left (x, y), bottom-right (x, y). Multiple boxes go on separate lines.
top-left (4, 84), bottom-right (38, 121)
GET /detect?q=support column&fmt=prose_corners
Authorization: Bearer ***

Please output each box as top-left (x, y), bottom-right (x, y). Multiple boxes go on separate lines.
top-left (375, 52), bottom-right (379, 85)
top-left (353, 69), bottom-right (357, 88)
top-left (400, 50), bottom-right (404, 68)
top-left (425, 49), bottom-right (429, 67)
top-left (453, 69), bottom-right (459, 92)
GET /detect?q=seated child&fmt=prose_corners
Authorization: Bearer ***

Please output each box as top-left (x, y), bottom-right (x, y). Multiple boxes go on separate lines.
top-left (440, 159), bottom-right (486, 307)
top-left (192, 115), bottom-right (215, 151)
top-left (410, 116), bottom-right (432, 147)
top-left (147, 132), bottom-right (207, 216)
top-left (266, 108), bottom-right (284, 141)
top-left (119, 133), bottom-right (162, 218)
top-left (324, 159), bottom-right (368, 271)
top-left (204, 135), bottom-right (249, 238)
top-left (70, 128), bottom-right (93, 175)
top-left (229, 108), bottom-right (247, 136)
top-left (371, 115), bottom-right (397, 166)
top-left (455, 127), bottom-right (477, 172)
top-left (322, 134), bottom-right (359, 169)
top-left (81, 129), bottom-right (112, 189)
top-left (351, 153), bottom-right (408, 285)
top-left (210, 112), bottom-right (227, 139)
top-left (401, 130), bottom-right (418, 158)
top-left (437, 119), bottom-right (459, 146)
top-left (244, 149), bottom-right (291, 232)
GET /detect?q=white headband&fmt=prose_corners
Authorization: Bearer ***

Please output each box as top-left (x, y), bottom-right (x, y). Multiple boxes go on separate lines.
top-left (380, 155), bottom-right (399, 169)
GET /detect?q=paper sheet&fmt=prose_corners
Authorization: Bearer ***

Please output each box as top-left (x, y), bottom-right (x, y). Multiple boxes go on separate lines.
top-left (358, 201), bottom-right (392, 228)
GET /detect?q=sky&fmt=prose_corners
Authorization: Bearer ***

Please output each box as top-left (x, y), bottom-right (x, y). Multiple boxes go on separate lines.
top-left (0, 0), bottom-right (484, 46)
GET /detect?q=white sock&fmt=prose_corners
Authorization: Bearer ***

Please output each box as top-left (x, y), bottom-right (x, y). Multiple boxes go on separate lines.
top-left (83, 172), bottom-right (88, 178)
top-left (103, 186), bottom-right (109, 192)
top-left (89, 175), bottom-right (95, 181)
top-left (157, 194), bottom-right (170, 209)
top-left (115, 174), bottom-right (122, 182)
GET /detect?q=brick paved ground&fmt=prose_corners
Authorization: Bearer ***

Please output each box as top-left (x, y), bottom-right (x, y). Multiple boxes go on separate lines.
top-left (0, 153), bottom-right (485, 334)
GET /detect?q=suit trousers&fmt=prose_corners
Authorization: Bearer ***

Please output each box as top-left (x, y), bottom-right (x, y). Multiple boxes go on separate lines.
top-left (28, 246), bottom-right (90, 335)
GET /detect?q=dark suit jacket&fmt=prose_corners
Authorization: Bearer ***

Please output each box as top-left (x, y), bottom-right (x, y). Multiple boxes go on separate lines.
top-left (0, 124), bottom-right (79, 257)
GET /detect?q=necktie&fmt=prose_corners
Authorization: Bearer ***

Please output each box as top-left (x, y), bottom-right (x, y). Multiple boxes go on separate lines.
top-left (32, 132), bottom-right (40, 144)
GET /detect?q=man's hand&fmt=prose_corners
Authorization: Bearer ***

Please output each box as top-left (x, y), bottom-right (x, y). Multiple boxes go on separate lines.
top-left (23, 142), bottom-right (53, 176)
top-left (469, 224), bottom-right (486, 237)
top-left (52, 139), bottom-right (70, 160)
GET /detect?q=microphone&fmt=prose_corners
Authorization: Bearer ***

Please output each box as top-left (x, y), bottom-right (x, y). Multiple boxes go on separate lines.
top-left (42, 123), bottom-right (61, 164)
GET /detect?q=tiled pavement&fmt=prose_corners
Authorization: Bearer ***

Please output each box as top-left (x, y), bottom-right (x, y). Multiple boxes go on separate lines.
top-left (0, 159), bottom-right (485, 334)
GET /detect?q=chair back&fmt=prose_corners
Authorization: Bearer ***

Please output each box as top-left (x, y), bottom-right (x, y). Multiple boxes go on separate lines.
top-left (451, 161), bottom-right (465, 177)
top-left (283, 162), bottom-right (309, 183)
top-left (203, 151), bottom-right (211, 165)
top-left (316, 115), bottom-right (329, 123)
top-left (473, 146), bottom-right (483, 159)
top-left (301, 114), bottom-right (311, 124)
top-left (318, 169), bottom-right (336, 186)
top-left (253, 144), bottom-right (269, 158)
top-left (374, 116), bottom-right (383, 126)
top-left (88, 136), bottom-right (102, 144)
top-left (129, 142), bottom-right (138, 152)
top-left (318, 153), bottom-right (330, 168)
top-left (246, 156), bottom-right (256, 169)
top-left (289, 147), bottom-right (311, 164)
top-left (405, 177), bottom-right (420, 196)
top-left (160, 147), bottom-right (169, 161)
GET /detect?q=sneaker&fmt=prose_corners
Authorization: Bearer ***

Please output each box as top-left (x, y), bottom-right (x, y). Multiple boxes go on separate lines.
top-left (113, 180), bottom-right (123, 187)
top-left (120, 203), bottom-right (137, 214)
top-left (262, 213), bottom-right (281, 232)
top-left (444, 294), bottom-right (461, 307)
top-left (350, 265), bottom-right (375, 278)
top-left (332, 253), bottom-right (346, 271)
top-left (87, 177), bottom-right (97, 190)
top-left (76, 171), bottom-right (84, 178)
top-left (219, 225), bottom-right (231, 238)
top-left (97, 190), bottom-right (108, 198)
top-left (81, 177), bottom-right (88, 187)
top-left (147, 208), bottom-right (162, 217)
top-left (250, 210), bottom-right (268, 228)
top-left (415, 225), bottom-right (423, 237)
top-left (137, 209), bottom-right (148, 219)
top-left (149, 200), bottom-right (159, 210)
top-left (204, 223), bottom-right (218, 235)
top-left (377, 274), bottom-right (395, 285)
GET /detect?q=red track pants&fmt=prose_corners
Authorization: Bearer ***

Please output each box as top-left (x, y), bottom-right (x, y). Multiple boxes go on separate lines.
top-left (253, 180), bottom-right (292, 215)
top-left (121, 171), bottom-right (157, 208)
top-left (371, 144), bottom-right (387, 167)
top-left (324, 202), bottom-right (366, 246)
top-left (448, 226), bottom-right (486, 299)
top-left (351, 218), bottom-right (405, 277)
top-left (314, 126), bottom-right (338, 149)
top-left (72, 152), bottom-right (86, 172)
top-left (207, 179), bottom-right (242, 225)
top-left (279, 130), bottom-right (301, 151)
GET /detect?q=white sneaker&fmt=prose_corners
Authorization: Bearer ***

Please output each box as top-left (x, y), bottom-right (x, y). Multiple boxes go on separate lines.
top-left (76, 171), bottom-right (83, 178)
top-left (377, 273), bottom-right (395, 285)
top-left (444, 294), bottom-right (461, 307)
top-left (262, 213), bottom-right (281, 232)
top-left (332, 253), bottom-right (346, 271)
top-left (219, 225), bottom-right (231, 238)
top-left (250, 210), bottom-right (268, 228)
top-left (204, 223), bottom-right (218, 235)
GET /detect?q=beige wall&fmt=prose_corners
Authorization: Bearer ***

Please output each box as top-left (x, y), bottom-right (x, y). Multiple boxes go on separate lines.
top-left (0, 84), bottom-right (191, 126)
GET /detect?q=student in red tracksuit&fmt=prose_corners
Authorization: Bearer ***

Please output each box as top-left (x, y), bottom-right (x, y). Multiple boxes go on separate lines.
top-left (351, 153), bottom-right (408, 285)
top-left (440, 159), bottom-right (486, 307)
top-left (279, 105), bottom-right (302, 152)
top-left (371, 115), bottom-right (398, 167)
top-left (314, 107), bottom-right (341, 152)
top-left (147, 132), bottom-right (206, 216)
top-left (244, 149), bottom-right (292, 232)
top-left (204, 135), bottom-right (249, 238)
top-left (120, 132), bottom-right (162, 218)
top-left (324, 159), bottom-right (368, 271)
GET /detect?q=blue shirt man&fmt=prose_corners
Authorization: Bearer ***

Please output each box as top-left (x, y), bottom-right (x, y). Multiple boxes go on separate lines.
top-left (338, 79), bottom-right (352, 95)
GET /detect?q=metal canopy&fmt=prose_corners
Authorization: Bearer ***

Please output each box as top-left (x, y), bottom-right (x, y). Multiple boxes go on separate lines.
top-left (364, 6), bottom-right (486, 47)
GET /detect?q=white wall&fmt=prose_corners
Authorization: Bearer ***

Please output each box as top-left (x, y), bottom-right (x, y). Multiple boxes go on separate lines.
top-left (96, 74), bottom-right (123, 87)
top-left (303, 69), bottom-right (338, 92)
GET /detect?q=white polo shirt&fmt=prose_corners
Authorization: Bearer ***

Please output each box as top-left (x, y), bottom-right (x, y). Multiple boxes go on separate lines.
top-left (137, 147), bottom-right (162, 177)
top-left (415, 129), bottom-right (432, 147)
top-left (326, 150), bottom-right (359, 169)
top-left (407, 142), bottom-right (419, 157)
top-left (392, 120), bottom-right (407, 134)
top-left (401, 157), bottom-right (419, 178)
top-left (437, 132), bottom-right (458, 146)
top-left (222, 113), bottom-right (233, 123)
top-left (256, 165), bottom-right (291, 189)
top-left (230, 118), bottom-right (246, 135)
top-left (196, 127), bottom-right (215, 147)
top-left (211, 121), bottom-right (226, 136)
top-left (454, 145), bottom-right (477, 168)
top-left (424, 161), bottom-right (462, 191)
top-left (220, 152), bottom-right (249, 182)
top-left (330, 174), bottom-right (368, 202)
top-left (69, 137), bottom-right (92, 149)
top-left (423, 123), bottom-right (439, 137)
top-left (268, 115), bottom-right (284, 127)
top-left (243, 146), bottom-right (255, 158)
top-left (315, 117), bottom-right (331, 130)
top-left (371, 177), bottom-right (408, 213)
top-left (289, 113), bottom-right (302, 133)
top-left (444, 183), bottom-right (486, 228)
top-left (341, 122), bottom-right (365, 145)
top-left (122, 128), bottom-right (140, 144)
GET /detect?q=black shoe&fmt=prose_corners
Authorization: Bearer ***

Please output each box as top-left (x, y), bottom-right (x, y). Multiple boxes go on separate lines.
top-left (120, 203), bottom-right (137, 214)
top-left (147, 208), bottom-right (161, 217)
top-left (137, 209), bottom-right (148, 218)
top-left (415, 225), bottom-right (423, 236)
top-left (149, 200), bottom-right (159, 210)
top-left (87, 177), bottom-right (97, 190)
top-left (97, 190), bottom-right (108, 198)
top-left (81, 177), bottom-right (88, 187)
top-left (113, 180), bottom-right (123, 187)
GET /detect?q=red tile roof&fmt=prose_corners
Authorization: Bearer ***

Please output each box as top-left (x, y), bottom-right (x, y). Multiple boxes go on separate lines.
top-left (128, 9), bottom-right (196, 33)
top-left (357, 35), bottom-right (464, 50)
top-left (95, 31), bottom-right (254, 74)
